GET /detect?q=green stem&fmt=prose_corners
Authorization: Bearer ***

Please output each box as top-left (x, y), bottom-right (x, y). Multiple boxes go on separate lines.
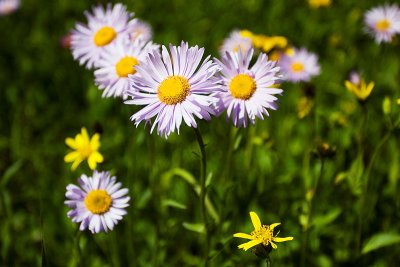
top-left (300, 158), bottom-right (324, 267)
top-left (357, 129), bottom-right (392, 253)
top-left (193, 127), bottom-right (209, 267)
top-left (75, 230), bottom-right (83, 267)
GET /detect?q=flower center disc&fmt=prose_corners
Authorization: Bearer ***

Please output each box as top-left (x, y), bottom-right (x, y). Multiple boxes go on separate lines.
top-left (251, 225), bottom-right (273, 246)
top-left (84, 190), bottom-right (112, 214)
top-left (116, 56), bottom-right (139, 77)
top-left (291, 62), bottom-right (304, 72)
top-left (376, 19), bottom-right (390, 32)
top-left (79, 145), bottom-right (92, 158)
top-left (94, 26), bottom-right (117, 47)
top-left (229, 74), bottom-right (257, 100)
top-left (158, 76), bottom-right (190, 105)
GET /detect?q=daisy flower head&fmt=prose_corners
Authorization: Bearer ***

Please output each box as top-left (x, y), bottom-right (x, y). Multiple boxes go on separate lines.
top-left (95, 39), bottom-right (160, 99)
top-left (233, 211), bottom-right (293, 252)
top-left (213, 49), bottom-right (283, 128)
top-left (0, 0), bottom-right (19, 16)
top-left (278, 47), bottom-right (320, 82)
top-left (125, 41), bottom-right (221, 138)
top-left (64, 127), bottom-right (104, 171)
top-left (65, 171), bottom-right (130, 233)
top-left (364, 4), bottom-right (400, 43)
top-left (220, 30), bottom-right (253, 55)
top-left (128, 19), bottom-right (153, 43)
top-left (70, 3), bottom-right (136, 69)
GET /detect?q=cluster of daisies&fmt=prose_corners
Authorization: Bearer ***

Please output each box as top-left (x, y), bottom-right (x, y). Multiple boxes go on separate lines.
top-left (62, 2), bottom-right (398, 243)
top-left (69, 3), bottom-right (323, 138)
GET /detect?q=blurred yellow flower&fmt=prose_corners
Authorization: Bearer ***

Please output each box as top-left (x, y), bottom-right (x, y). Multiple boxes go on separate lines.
top-left (233, 211), bottom-right (293, 251)
top-left (345, 74), bottom-right (375, 101)
top-left (298, 96), bottom-right (314, 119)
top-left (309, 0), bottom-right (331, 8)
top-left (240, 30), bottom-right (288, 53)
top-left (64, 127), bottom-right (104, 170)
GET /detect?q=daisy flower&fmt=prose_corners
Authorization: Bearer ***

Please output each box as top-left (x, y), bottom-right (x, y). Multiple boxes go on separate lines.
top-left (278, 47), bottom-right (320, 82)
top-left (64, 127), bottom-right (104, 170)
top-left (364, 4), bottom-right (400, 43)
top-left (213, 49), bottom-right (283, 127)
top-left (345, 71), bottom-right (375, 101)
top-left (220, 30), bottom-right (253, 55)
top-left (125, 41), bottom-right (221, 138)
top-left (94, 39), bottom-right (159, 98)
top-left (233, 211), bottom-right (293, 251)
top-left (65, 171), bottom-right (130, 233)
top-left (0, 0), bottom-right (20, 16)
top-left (70, 3), bottom-right (136, 69)
top-left (128, 19), bottom-right (153, 42)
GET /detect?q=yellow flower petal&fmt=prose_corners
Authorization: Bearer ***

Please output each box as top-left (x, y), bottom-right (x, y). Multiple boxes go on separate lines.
top-left (270, 241), bottom-right (277, 249)
top-left (233, 233), bottom-right (254, 240)
top-left (64, 151), bottom-right (80, 163)
top-left (270, 223), bottom-right (281, 231)
top-left (65, 138), bottom-right (77, 149)
top-left (273, 236), bottom-right (294, 242)
top-left (90, 133), bottom-right (101, 150)
top-left (71, 157), bottom-right (83, 170)
top-left (250, 211), bottom-right (262, 229)
top-left (80, 127), bottom-right (90, 142)
top-left (238, 239), bottom-right (263, 251)
top-left (88, 156), bottom-right (97, 170)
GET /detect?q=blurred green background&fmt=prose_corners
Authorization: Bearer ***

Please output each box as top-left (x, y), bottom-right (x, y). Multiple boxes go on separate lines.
top-left (1, 0), bottom-right (400, 266)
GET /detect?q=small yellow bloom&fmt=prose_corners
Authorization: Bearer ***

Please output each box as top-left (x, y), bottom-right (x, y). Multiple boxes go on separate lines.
top-left (308, 0), bottom-right (331, 8)
top-left (64, 127), bottom-right (104, 170)
top-left (345, 78), bottom-right (375, 101)
top-left (298, 96), bottom-right (314, 119)
top-left (233, 211), bottom-right (293, 251)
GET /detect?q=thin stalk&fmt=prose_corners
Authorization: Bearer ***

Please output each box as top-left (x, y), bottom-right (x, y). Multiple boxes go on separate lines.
top-left (357, 129), bottom-right (392, 253)
top-left (300, 158), bottom-right (324, 267)
top-left (193, 127), bottom-right (210, 267)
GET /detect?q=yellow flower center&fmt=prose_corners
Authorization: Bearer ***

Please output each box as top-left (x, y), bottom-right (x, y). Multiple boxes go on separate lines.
top-left (251, 225), bottom-right (274, 246)
top-left (84, 190), bottom-right (112, 214)
top-left (94, 26), bottom-right (117, 47)
top-left (376, 19), bottom-right (390, 32)
top-left (291, 62), bottom-right (304, 72)
top-left (116, 56), bottom-right (139, 77)
top-left (79, 145), bottom-right (92, 158)
top-left (158, 76), bottom-right (190, 105)
top-left (229, 74), bottom-right (257, 100)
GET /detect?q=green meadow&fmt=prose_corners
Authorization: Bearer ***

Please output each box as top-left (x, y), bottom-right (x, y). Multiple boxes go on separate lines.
top-left (1, 0), bottom-right (400, 266)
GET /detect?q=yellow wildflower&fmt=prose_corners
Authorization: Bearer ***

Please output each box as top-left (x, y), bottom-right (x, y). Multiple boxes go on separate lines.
top-left (64, 127), bottom-right (104, 170)
top-left (240, 30), bottom-right (288, 53)
top-left (345, 75), bottom-right (375, 101)
top-left (309, 0), bottom-right (331, 8)
top-left (233, 211), bottom-right (293, 251)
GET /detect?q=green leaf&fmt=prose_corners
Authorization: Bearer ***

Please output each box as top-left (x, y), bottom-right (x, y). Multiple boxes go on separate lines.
top-left (312, 207), bottom-right (342, 229)
top-left (362, 232), bottom-right (400, 254)
top-left (162, 199), bottom-right (187, 210)
top-left (1, 159), bottom-right (24, 187)
top-left (182, 222), bottom-right (205, 234)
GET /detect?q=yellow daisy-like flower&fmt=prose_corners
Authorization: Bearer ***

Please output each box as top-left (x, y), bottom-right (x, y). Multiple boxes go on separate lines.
top-left (308, 0), bottom-right (331, 8)
top-left (64, 127), bottom-right (104, 170)
top-left (233, 211), bottom-right (293, 251)
top-left (345, 75), bottom-right (375, 101)
top-left (239, 30), bottom-right (288, 54)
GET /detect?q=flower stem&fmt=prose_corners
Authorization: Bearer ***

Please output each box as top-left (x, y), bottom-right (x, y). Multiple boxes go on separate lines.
top-left (300, 158), bottom-right (324, 267)
top-left (193, 126), bottom-right (210, 267)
